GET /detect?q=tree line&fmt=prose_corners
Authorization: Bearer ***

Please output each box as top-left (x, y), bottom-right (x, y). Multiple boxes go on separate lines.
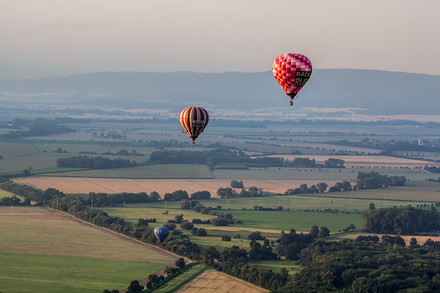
top-left (147, 149), bottom-right (345, 168)
top-left (425, 165), bottom-right (440, 173)
top-left (56, 156), bottom-right (139, 169)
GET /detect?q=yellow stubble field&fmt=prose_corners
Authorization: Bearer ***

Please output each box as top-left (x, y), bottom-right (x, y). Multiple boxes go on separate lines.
top-left (11, 177), bottom-right (340, 197)
top-left (177, 269), bottom-right (268, 293)
top-left (262, 155), bottom-right (440, 168)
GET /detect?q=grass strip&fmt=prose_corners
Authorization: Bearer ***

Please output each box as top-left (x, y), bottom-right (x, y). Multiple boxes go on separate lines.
top-left (154, 264), bottom-right (207, 293)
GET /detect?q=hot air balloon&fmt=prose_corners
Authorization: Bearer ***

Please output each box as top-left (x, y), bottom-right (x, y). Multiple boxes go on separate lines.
top-left (154, 226), bottom-right (170, 243)
top-left (273, 53), bottom-right (312, 106)
top-left (180, 106), bottom-right (209, 145)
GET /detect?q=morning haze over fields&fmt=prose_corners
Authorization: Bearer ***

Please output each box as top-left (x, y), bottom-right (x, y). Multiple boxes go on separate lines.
top-left (1, 1), bottom-right (440, 292)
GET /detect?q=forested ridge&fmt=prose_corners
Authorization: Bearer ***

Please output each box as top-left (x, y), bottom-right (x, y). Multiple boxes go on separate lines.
top-left (276, 236), bottom-right (440, 292)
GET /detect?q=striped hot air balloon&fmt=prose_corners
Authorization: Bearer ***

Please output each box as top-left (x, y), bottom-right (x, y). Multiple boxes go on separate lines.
top-left (273, 53), bottom-right (312, 106)
top-left (179, 107), bottom-right (209, 145)
top-left (154, 226), bottom-right (170, 243)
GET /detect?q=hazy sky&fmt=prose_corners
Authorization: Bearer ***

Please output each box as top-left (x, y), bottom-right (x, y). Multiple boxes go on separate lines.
top-left (2, 0), bottom-right (440, 75)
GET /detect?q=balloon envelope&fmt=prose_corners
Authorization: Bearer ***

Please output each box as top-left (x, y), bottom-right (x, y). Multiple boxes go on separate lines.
top-left (180, 107), bottom-right (209, 145)
top-left (272, 53), bottom-right (312, 105)
top-left (154, 226), bottom-right (170, 243)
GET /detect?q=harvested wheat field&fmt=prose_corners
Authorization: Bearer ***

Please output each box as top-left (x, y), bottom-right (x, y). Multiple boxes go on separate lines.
top-left (0, 206), bottom-right (177, 262)
top-left (177, 269), bottom-right (268, 293)
top-left (12, 177), bottom-right (339, 197)
top-left (262, 155), bottom-right (440, 168)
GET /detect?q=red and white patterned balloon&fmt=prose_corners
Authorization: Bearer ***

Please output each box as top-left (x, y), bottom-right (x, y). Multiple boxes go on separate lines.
top-left (272, 53), bottom-right (312, 105)
top-left (180, 106), bottom-right (209, 145)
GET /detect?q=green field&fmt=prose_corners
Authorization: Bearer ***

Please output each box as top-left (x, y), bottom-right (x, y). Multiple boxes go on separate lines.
top-left (42, 164), bottom-right (214, 179)
top-left (0, 207), bottom-right (174, 292)
top-left (0, 140), bottom-right (159, 174)
top-left (0, 251), bottom-right (165, 293)
top-left (248, 259), bottom-right (301, 274)
top-left (98, 192), bottom-right (431, 251)
top-left (122, 193), bottom-right (427, 214)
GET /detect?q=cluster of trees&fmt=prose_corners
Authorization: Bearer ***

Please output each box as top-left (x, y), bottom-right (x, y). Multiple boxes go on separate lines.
top-left (189, 191), bottom-right (211, 200)
top-left (101, 149), bottom-right (145, 156)
top-left (211, 213), bottom-right (239, 226)
top-left (0, 195), bottom-right (29, 206)
top-left (180, 200), bottom-right (214, 215)
top-left (253, 205), bottom-right (284, 211)
top-left (230, 180), bottom-right (244, 188)
top-left (285, 181), bottom-right (352, 195)
top-left (56, 156), bottom-right (139, 169)
top-left (363, 206), bottom-right (440, 234)
top-left (275, 236), bottom-right (440, 292)
top-left (425, 165), bottom-right (440, 173)
top-left (216, 186), bottom-right (263, 198)
top-left (163, 190), bottom-right (188, 201)
top-left (275, 227), bottom-right (325, 260)
top-left (147, 149), bottom-right (345, 169)
top-left (86, 192), bottom-right (160, 207)
top-left (284, 172), bottom-right (407, 196)
top-left (192, 227), bottom-right (208, 236)
top-left (356, 171), bottom-right (406, 189)
top-left (168, 191), bottom-right (211, 202)
top-left (249, 239), bottom-right (278, 260)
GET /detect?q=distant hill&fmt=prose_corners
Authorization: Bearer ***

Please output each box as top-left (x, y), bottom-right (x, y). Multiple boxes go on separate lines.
top-left (0, 69), bottom-right (439, 115)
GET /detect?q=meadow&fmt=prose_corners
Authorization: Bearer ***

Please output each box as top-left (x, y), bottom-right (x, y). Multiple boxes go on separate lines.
top-left (248, 259), bottom-right (301, 274)
top-left (96, 192), bottom-right (430, 251)
top-left (38, 164), bottom-right (214, 179)
top-left (0, 207), bottom-right (175, 293)
top-left (0, 251), bottom-right (165, 293)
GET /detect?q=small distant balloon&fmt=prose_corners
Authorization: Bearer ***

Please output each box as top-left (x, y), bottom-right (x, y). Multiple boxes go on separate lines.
top-left (273, 53), bottom-right (312, 106)
top-left (180, 106), bottom-right (209, 145)
top-left (154, 226), bottom-right (170, 243)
